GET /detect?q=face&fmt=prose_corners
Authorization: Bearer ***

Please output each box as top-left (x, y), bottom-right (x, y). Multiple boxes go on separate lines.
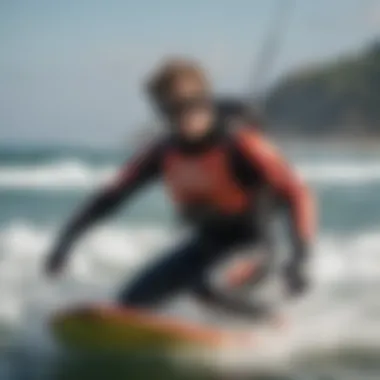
top-left (164, 79), bottom-right (215, 140)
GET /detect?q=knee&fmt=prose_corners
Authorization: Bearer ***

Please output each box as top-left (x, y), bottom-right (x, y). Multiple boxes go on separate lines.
top-left (192, 282), bottom-right (214, 302)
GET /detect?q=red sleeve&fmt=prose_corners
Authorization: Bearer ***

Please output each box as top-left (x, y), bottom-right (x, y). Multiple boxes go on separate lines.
top-left (235, 128), bottom-right (316, 243)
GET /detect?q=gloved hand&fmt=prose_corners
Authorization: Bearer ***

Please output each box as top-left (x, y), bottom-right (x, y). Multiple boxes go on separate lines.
top-left (283, 261), bottom-right (309, 297)
top-left (44, 238), bottom-right (71, 277)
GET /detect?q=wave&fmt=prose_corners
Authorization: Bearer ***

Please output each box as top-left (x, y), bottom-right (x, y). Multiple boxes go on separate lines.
top-left (298, 162), bottom-right (380, 185)
top-left (0, 160), bottom-right (380, 190)
top-left (0, 161), bottom-right (115, 190)
top-left (1, 221), bottom-right (380, 359)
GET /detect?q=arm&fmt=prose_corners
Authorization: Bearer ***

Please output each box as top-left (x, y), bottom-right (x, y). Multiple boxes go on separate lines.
top-left (45, 141), bottom-right (163, 275)
top-left (235, 129), bottom-right (316, 293)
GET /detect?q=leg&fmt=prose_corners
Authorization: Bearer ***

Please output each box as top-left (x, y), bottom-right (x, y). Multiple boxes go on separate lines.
top-left (118, 234), bottom-right (232, 308)
top-left (193, 280), bottom-right (272, 320)
top-left (225, 253), bottom-right (272, 289)
top-left (192, 237), bottom-right (274, 319)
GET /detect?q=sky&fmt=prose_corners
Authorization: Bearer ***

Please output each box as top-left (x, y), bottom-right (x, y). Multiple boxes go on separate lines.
top-left (0, 0), bottom-right (379, 146)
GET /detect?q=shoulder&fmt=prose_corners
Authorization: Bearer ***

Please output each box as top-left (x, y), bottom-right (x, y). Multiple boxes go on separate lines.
top-left (229, 126), bottom-right (261, 148)
top-left (150, 135), bottom-right (172, 154)
top-left (229, 127), bottom-right (281, 161)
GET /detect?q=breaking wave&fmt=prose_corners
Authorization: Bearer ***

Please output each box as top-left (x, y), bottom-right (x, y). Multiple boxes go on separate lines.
top-left (0, 160), bottom-right (380, 190)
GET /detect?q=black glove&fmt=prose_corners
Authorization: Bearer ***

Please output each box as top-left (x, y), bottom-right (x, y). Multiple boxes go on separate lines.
top-left (284, 261), bottom-right (309, 297)
top-left (45, 236), bottom-right (72, 277)
top-left (283, 236), bottom-right (310, 297)
top-left (44, 188), bottom-right (113, 277)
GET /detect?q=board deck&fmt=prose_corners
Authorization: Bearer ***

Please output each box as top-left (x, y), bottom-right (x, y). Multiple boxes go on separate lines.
top-left (50, 304), bottom-right (252, 352)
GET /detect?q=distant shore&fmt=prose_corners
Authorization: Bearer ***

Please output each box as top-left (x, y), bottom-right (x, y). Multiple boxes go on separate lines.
top-left (270, 133), bottom-right (380, 151)
top-left (2, 131), bottom-right (379, 154)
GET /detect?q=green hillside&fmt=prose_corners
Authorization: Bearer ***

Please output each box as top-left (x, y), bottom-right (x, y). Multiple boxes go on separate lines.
top-left (265, 42), bottom-right (380, 135)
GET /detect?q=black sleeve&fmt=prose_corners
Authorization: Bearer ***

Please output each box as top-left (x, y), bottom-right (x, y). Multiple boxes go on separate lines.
top-left (57, 140), bottom-right (164, 250)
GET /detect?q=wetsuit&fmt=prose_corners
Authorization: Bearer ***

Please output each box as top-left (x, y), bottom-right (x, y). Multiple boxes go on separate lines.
top-left (47, 121), bottom-right (315, 317)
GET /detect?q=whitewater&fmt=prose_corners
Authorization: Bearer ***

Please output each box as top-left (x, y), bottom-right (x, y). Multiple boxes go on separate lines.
top-left (1, 159), bottom-right (380, 190)
top-left (0, 144), bottom-right (379, 379)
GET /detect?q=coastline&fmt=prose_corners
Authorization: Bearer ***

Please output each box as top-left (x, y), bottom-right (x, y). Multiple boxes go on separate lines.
top-left (270, 133), bottom-right (380, 152)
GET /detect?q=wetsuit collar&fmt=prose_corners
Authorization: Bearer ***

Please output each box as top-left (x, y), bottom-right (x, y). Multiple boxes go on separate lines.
top-left (170, 121), bottom-right (226, 154)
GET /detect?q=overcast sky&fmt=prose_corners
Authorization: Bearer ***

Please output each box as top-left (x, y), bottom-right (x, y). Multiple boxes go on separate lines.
top-left (0, 0), bottom-right (379, 146)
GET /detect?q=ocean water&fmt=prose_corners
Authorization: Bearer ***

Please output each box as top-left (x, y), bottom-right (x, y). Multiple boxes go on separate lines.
top-left (0, 142), bottom-right (380, 379)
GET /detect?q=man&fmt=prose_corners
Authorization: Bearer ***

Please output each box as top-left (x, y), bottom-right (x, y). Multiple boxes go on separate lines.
top-left (45, 58), bottom-right (315, 318)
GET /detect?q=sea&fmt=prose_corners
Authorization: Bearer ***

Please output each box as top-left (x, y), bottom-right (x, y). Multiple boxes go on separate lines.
top-left (0, 139), bottom-right (379, 380)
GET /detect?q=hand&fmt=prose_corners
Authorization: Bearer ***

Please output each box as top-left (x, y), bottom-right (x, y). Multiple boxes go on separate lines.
top-left (44, 242), bottom-right (69, 277)
top-left (283, 262), bottom-right (309, 297)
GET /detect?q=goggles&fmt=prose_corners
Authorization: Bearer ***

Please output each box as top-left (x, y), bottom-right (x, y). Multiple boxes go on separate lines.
top-left (158, 96), bottom-right (213, 119)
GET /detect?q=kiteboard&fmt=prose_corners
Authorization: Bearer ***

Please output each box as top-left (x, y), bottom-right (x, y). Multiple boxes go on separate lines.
top-left (50, 304), bottom-right (259, 352)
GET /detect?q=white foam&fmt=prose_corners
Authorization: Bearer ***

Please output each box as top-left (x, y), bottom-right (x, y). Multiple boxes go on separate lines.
top-left (1, 221), bottom-right (380, 362)
top-left (0, 159), bottom-right (380, 190)
top-left (298, 162), bottom-right (380, 185)
top-left (0, 161), bottom-right (114, 190)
